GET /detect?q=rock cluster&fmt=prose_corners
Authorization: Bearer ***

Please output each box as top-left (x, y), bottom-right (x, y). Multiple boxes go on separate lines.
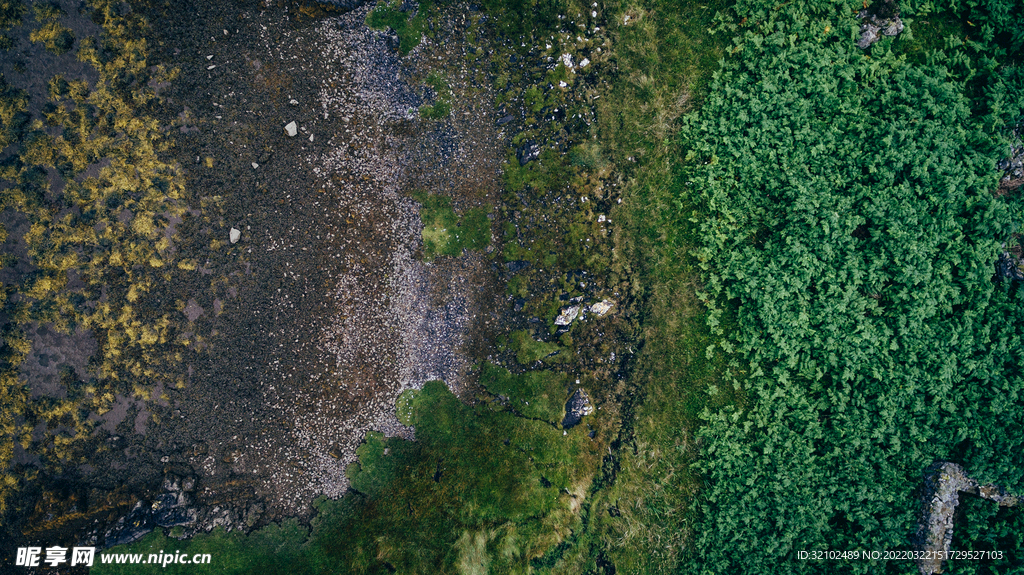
top-left (914, 462), bottom-right (1020, 575)
top-left (855, 1), bottom-right (904, 49)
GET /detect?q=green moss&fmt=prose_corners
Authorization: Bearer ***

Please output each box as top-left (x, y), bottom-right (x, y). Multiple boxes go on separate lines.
top-left (508, 329), bottom-right (566, 365)
top-left (419, 100), bottom-right (450, 119)
top-left (412, 191), bottom-right (491, 260)
top-left (479, 362), bottom-right (567, 423)
top-left (366, 0), bottom-right (433, 56)
top-left (395, 388), bottom-right (418, 426)
top-left (419, 71), bottom-right (452, 120)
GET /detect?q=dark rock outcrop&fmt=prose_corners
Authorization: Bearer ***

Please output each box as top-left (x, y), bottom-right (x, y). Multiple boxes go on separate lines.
top-left (561, 388), bottom-right (593, 429)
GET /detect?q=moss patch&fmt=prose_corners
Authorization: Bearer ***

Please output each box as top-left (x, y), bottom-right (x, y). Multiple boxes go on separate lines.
top-left (366, 0), bottom-right (432, 56)
top-left (505, 329), bottom-right (568, 365)
top-left (479, 362), bottom-right (567, 424)
top-left (419, 71), bottom-right (452, 119)
top-left (412, 191), bottom-right (491, 260)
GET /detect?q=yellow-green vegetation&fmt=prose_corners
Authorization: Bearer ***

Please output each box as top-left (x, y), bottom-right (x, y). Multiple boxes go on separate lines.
top-left (412, 191), bottom-right (491, 260)
top-left (0, 0), bottom-right (213, 516)
top-left (0, 0), bottom-right (24, 29)
top-left (29, 12), bottom-right (74, 55)
top-left (479, 362), bottom-right (567, 423)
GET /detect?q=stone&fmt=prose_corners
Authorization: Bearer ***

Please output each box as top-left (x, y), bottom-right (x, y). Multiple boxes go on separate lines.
top-left (855, 7), bottom-right (904, 49)
top-left (915, 462), bottom-right (1021, 574)
top-left (285, 121), bottom-right (298, 137)
top-left (252, 162), bottom-right (259, 169)
top-left (561, 389), bottom-right (594, 429)
top-left (229, 228), bottom-right (241, 244)
top-left (590, 299), bottom-right (615, 317)
top-left (516, 141), bottom-right (541, 166)
top-left (506, 260), bottom-right (531, 273)
top-left (555, 305), bottom-right (581, 326)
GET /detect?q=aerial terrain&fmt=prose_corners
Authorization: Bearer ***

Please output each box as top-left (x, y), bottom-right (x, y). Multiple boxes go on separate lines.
top-left (0, 0), bottom-right (1022, 573)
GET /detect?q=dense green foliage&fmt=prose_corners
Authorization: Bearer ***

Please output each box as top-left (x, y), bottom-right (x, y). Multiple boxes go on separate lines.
top-left (681, 0), bottom-right (1024, 571)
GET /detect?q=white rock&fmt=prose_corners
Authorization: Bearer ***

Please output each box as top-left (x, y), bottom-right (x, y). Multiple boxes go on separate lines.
top-left (252, 162), bottom-right (259, 169)
top-left (285, 121), bottom-right (298, 137)
top-left (230, 228), bottom-right (241, 244)
top-left (289, 99), bottom-right (299, 106)
top-left (206, 55), bottom-right (214, 60)
top-left (207, 65), bottom-right (216, 70)
top-left (590, 299), bottom-right (615, 317)
top-left (580, 58), bottom-right (590, 68)
top-left (309, 134), bottom-right (314, 142)
top-left (555, 305), bottom-right (582, 326)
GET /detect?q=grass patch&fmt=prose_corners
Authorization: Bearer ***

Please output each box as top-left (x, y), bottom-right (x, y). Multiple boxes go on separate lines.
top-left (95, 380), bottom-right (605, 574)
top-left (412, 191), bottom-right (491, 260)
top-left (549, 0), bottom-right (739, 571)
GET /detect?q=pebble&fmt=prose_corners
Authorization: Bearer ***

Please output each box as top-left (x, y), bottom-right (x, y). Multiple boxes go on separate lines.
top-left (230, 228), bottom-right (241, 244)
top-left (285, 121), bottom-right (298, 137)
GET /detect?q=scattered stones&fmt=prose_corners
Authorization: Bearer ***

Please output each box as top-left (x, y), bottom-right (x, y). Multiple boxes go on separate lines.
top-left (284, 121), bottom-right (298, 137)
top-left (996, 125), bottom-right (1023, 194)
top-left (996, 249), bottom-right (1023, 281)
top-left (230, 228), bottom-right (241, 244)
